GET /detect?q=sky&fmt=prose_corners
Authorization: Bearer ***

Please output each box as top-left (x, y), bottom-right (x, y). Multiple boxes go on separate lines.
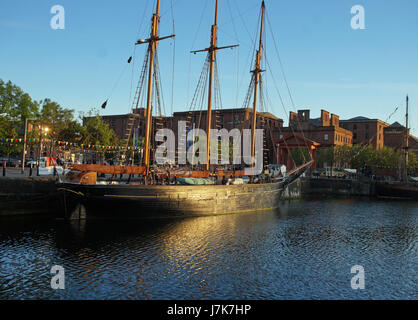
top-left (0, 0), bottom-right (417, 133)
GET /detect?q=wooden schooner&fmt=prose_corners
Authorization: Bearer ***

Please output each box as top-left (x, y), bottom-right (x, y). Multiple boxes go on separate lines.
top-left (57, 0), bottom-right (313, 219)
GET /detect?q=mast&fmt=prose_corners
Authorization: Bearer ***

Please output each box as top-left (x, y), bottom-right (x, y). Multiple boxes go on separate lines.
top-left (251, 1), bottom-right (265, 167)
top-left (404, 94), bottom-right (409, 181)
top-left (136, 0), bottom-right (174, 176)
top-left (191, 0), bottom-right (238, 171)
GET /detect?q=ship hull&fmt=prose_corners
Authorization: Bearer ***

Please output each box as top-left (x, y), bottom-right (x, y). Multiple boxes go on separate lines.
top-left (58, 181), bottom-right (285, 219)
top-left (375, 182), bottom-right (418, 200)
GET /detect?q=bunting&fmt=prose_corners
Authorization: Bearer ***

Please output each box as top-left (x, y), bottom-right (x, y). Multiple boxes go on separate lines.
top-left (0, 138), bottom-right (140, 151)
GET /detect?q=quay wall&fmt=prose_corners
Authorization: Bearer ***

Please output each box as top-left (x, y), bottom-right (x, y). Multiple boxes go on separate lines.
top-left (0, 177), bottom-right (60, 216)
top-left (281, 177), bottom-right (302, 200)
top-left (300, 177), bottom-right (374, 197)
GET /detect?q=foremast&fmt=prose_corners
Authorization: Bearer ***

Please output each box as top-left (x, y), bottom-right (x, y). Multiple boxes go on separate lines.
top-left (136, 0), bottom-right (174, 176)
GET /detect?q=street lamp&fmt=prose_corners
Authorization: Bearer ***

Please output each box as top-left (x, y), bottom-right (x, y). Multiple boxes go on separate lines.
top-left (37, 125), bottom-right (49, 175)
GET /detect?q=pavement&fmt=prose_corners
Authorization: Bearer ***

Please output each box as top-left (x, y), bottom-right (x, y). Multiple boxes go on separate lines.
top-left (0, 167), bottom-right (57, 179)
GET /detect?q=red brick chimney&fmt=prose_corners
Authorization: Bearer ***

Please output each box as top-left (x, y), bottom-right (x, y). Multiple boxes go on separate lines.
top-left (321, 110), bottom-right (330, 127)
top-left (331, 114), bottom-right (339, 127)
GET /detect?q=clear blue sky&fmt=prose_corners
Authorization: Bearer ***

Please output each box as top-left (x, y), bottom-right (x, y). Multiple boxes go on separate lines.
top-left (1, 0), bottom-right (417, 133)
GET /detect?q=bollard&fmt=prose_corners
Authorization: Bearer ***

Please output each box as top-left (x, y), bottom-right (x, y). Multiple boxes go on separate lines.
top-left (37, 164), bottom-right (40, 176)
top-left (29, 164), bottom-right (33, 177)
top-left (2, 161), bottom-right (5, 177)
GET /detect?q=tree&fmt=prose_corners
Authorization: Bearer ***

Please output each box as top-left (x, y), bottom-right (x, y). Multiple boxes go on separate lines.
top-left (79, 110), bottom-right (120, 163)
top-left (289, 147), bottom-right (310, 167)
top-left (80, 110), bottom-right (119, 146)
top-left (39, 99), bottom-right (74, 131)
top-left (0, 79), bottom-right (39, 157)
top-left (316, 146), bottom-right (334, 169)
top-left (0, 79), bottom-right (38, 122)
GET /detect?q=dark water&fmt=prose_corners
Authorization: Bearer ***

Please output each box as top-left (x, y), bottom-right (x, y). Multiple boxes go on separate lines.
top-left (0, 198), bottom-right (417, 300)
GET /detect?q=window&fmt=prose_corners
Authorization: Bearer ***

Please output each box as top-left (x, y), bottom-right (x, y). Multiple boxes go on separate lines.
top-left (324, 134), bottom-right (328, 141)
top-left (353, 124), bottom-right (357, 130)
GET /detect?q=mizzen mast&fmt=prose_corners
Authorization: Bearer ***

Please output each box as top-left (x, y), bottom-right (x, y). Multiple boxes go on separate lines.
top-left (136, 0), bottom-right (175, 176)
top-left (251, 1), bottom-right (266, 167)
top-left (191, 0), bottom-right (238, 171)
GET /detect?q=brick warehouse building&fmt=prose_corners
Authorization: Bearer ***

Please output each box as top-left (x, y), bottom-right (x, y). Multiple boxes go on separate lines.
top-left (96, 108), bottom-right (173, 145)
top-left (340, 116), bottom-right (388, 149)
top-left (274, 109), bottom-right (353, 148)
top-left (96, 107), bottom-right (284, 164)
top-left (170, 108), bottom-right (284, 164)
top-left (384, 122), bottom-right (418, 156)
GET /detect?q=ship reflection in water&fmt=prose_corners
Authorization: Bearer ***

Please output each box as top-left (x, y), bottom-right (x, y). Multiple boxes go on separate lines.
top-left (0, 199), bottom-right (417, 300)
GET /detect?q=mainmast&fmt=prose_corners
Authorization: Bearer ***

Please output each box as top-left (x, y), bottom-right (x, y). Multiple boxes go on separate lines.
top-left (191, 0), bottom-right (238, 171)
top-left (136, 0), bottom-right (174, 176)
top-left (251, 1), bottom-right (266, 167)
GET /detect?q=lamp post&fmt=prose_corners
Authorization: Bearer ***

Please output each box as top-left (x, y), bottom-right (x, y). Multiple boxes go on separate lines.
top-left (21, 117), bottom-right (28, 174)
top-left (37, 125), bottom-right (49, 175)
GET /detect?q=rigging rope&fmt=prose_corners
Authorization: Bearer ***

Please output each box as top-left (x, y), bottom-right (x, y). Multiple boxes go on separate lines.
top-left (170, 0), bottom-right (176, 116)
top-left (264, 10), bottom-right (312, 162)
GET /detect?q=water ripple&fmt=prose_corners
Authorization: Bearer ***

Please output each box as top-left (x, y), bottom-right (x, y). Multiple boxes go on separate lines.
top-left (0, 199), bottom-right (417, 299)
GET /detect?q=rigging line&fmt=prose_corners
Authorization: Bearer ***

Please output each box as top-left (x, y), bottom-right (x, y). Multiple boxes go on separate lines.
top-left (214, 58), bottom-right (223, 110)
top-left (134, 50), bottom-right (150, 109)
top-left (187, 0), bottom-right (209, 105)
top-left (236, 4), bottom-right (262, 110)
top-left (265, 55), bottom-right (310, 162)
top-left (170, 0), bottom-right (176, 116)
top-left (129, 46), bottom-right (137, 111)
top-left (136, 0), bottom-right (152, 39)
top-left (232, 0), bottom-right (257, 46)
top-left (190, 0), bottom-right (210, 51)
top-left (264, 11), bottom-right (312, 159)
top-left (266, 12), bottom-right (295, 117)
top-left (153, 53), bottom-right (163, 116)
top-left (259, 78), bottom-right (279, 163)
top-left (226, 0), bottom-right (240, 109)
top-left (261, 81), bottom-right (307, 164)
top-left (189, 56), bottom-right (207, 111)
top-left (266, 10), bottom-right (296, 109)
top-left (197, 54), bottom-right (210, 134)
top-left (159, 0), bottom-right (180, 17)
top-left (105, 61), bottom-right (130, 107)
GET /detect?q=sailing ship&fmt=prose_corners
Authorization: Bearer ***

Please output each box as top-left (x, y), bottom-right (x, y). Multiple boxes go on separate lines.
top-left (375, 95), bottom-right (418, 200)
top-left (57, 0), bottom-right (313, 219)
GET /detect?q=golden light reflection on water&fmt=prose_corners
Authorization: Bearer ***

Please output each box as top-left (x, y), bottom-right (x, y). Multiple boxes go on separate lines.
top-left (1, 200), bottom-right (416, 299)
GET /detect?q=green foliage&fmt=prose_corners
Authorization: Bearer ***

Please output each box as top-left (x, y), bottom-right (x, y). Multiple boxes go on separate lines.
top-left (0, 80), bottom-right (38, 155)
top-left (315, 144), bottom-right (411, 170)
top-left (0, 79), bottom-right (120, 158)
top-left (79, 109), bottom-right (119, 146)
top-left (407, 152), bottom-right (418, 171)
top-left (289, 147), bottom-right (310, 166)
top-left (316, 146), bottom-right (334, 167)
top-left (38, 98), bottom-right (76, 140)
top-left (0, 79), bottom-right (38, 121)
